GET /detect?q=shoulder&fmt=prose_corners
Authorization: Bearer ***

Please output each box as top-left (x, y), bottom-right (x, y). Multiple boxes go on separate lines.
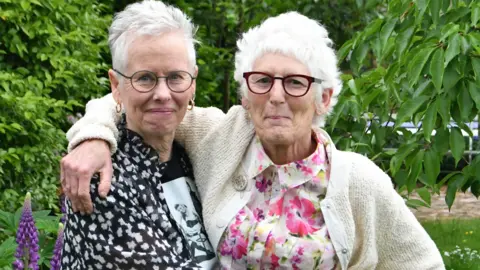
top-left (334, 150), bottom-right (395, 198)
top-left (186, 105), bottom-right (245, 125)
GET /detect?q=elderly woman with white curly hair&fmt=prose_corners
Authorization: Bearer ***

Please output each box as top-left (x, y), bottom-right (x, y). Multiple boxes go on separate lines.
top-left (61, 3), bottom-right (445, 269)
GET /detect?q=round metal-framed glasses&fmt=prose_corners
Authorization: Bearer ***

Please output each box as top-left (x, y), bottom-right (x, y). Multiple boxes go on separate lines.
top-left (243, 71), bottom-right (322, 97)
top-left (114, 69), bottom-right (196, 93)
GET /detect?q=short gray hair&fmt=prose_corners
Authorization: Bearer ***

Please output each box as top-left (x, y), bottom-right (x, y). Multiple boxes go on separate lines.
top-left (234, 12), bottom-right (342, 128)
top-left (108, 0), bottom-right (198, 72)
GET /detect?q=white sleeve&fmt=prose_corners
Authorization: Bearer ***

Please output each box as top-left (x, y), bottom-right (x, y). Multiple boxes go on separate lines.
top-left (66, 93), bottom-right (121, 154)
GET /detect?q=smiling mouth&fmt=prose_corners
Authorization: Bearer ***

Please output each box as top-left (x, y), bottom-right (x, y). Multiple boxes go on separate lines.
top-left (148, 109), bottom-right (175, 113)
top-left (265, 116), bottom-right (288, 120)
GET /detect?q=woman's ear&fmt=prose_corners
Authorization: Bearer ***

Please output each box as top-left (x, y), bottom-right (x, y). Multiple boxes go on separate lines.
top-left (315, 88), bottom-right (334, 115)
top-left (321, 88), bottom-right (334, 111)
top-left (191, 65), bottom-right (198, 97)
top-left (108, 69), bottom-right (122, 104)
top-left (241, 97), bottom-right (250, 110)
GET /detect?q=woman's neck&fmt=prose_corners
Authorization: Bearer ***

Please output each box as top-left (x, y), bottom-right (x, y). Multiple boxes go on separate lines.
top-left (126, 121), bottom-right (175, 162)
top-left (145, 133), bottom-right (175, 162)
top-left (261, 133), bottom-right (316, 165)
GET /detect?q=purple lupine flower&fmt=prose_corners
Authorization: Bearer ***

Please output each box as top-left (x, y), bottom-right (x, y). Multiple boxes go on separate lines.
top-left (50, 223), bottom-right (64, 270)
top-left (13, 192), bottom-right (40, 270)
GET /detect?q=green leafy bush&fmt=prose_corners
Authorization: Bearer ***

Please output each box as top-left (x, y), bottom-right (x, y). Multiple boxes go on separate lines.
top-left (0, 0), bottom-right (111, 211)
top-left (331, 0), bottom-right (480, 208)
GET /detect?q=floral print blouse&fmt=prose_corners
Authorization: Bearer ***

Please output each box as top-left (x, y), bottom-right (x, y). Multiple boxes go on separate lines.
top-left (218, 131), bottom-right (338, 270)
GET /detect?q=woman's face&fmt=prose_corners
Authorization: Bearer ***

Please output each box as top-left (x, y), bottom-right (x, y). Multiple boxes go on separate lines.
top-left (243, 53), bottom-right (323, 146)
top-left (109, 31), bottom-right (196, 138)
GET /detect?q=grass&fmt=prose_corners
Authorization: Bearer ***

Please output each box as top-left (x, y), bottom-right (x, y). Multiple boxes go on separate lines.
top-left (422, 219), bottom-right (480, 270)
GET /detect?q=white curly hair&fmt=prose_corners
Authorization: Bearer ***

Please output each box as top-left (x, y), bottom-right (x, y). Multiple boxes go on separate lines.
top-left (234, 11), bottom-right (342, 127)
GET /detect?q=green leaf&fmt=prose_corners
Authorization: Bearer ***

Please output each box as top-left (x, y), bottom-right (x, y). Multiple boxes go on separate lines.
top-left (363, 19), bottom-right (383, 38)
top-left (407, 151), bottom-right (424, 193)
top-left (472, 5), bottom-right (480, 26)
top-left (408, 47), bottom-right (436, 87)
top-left (0, 237), bottom-right (17, 267)
top-left (352, 42), bottom-right (369, 72)
top-left (347, 79), bottom-right (358, 95)
top-left (429, 48), bottom-right (445, 91)
top-left (423, 101), bottom-right (437, 142)
top-left (406, 198), bottom-right (429, 209)
top-left (430, 0), bottom-right (441, 25)
top-left (446, 174), bottom-right (467, 210)
top-left (445, 176), bottom-right (459, 210)
top-left (395, 25), bottom-right (415, 58)
top-left (395, 95), bottom-right (430, 128)
top-left (436, 97), bottom-right (451, 128)
top-left (394, 169), bottom-right (408, 188)
top-left (444, 34), bottom-right (461, 67)
top-left (468, 81), bottom-right (480, 110)
top-left (443, 63), bottom-right (461, 90)
top-left (415, 0), bottom-right (431, 25)
top-left (424, 149), bottom-right (440, 187)
top-left (337, 39), bottom-right (353, 62)
top-left (460, 36), bottom-right (470, 55)
top-left (379, 18), bottom-right (397, 51)
top-left (449, 127), bottom-right (465, 166)
top-left (472, 57), bottom-right (480, 80)
top-left (440, 23), bottom-right (460, 42)
top-left (472, 181), bottom-right (480, 199)
top-left (356, 0), bottom-right (364, 8)
top-left (390, 143), bottom-right (417, 175)
top-left (457, 83), bottom-right (474, 121)
top-left (416, 186), bottom-right (432, 206)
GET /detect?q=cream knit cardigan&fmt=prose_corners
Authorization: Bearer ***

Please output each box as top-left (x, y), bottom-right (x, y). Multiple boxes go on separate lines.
top-left (67, 94), bottom-right (445, 270)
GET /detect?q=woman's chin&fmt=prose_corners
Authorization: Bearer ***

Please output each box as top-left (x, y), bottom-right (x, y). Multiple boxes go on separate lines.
top-left (260, 129), bottom-right (296, 146)
top-left (142, 121), bottom-right (178, 136)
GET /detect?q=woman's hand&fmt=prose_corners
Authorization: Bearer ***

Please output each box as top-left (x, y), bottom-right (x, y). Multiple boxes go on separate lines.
top-left (60, 139), bottom-right (113, 214)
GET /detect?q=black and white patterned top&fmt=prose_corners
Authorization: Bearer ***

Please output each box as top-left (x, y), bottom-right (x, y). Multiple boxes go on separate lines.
top-left (61, 116), bottom-right (217, 269)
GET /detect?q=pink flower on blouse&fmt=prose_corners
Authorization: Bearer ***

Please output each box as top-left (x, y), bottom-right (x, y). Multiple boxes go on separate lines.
top-left (268, 197), bottom-right (284, 216)
top-left (255, 176), bottom-right (272, 193)
top-left (301, 166), bottom-right (313, 175)
top-left (312, 152), bottom-right (325, 164)
top-left (291, 254), bottom-right (302, 265)
top-left (271, 254), bottom-right (280, 269)
top-left (253, 208), bottom-right (265, 221)
top-left (285, 196), bottom-right (318, 236)
top-left (257, 148), bottom-right (265, 160)
top-left (219, 234), bottom-right (248, 260)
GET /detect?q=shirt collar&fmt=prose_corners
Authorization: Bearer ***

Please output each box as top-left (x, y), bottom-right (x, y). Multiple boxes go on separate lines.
top-left (242, 129), bottom-right (332, 188)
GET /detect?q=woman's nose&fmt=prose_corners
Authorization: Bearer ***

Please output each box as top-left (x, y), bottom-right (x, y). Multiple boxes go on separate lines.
top-left (269, 79), bottom-right (286, 104)
top-left (152, 79), bottom-right (172, 101)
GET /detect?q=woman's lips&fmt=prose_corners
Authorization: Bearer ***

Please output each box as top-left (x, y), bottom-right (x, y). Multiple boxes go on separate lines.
top-left (147, 108), bottom-right (174, 115)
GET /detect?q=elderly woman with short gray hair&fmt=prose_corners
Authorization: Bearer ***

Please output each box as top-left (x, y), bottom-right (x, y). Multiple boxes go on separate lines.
top-left (62, 6), bottom-right (444, 269)
top-left (60, 1), bottom-right (216, 269)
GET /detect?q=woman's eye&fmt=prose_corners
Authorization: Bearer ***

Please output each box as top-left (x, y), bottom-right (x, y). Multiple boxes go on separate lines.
top-left (291, 79), bottom-right (304, 85)
top-left (138, 76), bottom-right (152, 81)
top-left (135, 74), bottom-right (155, 82)
top-left (256, 77), bottom-right (271, 84)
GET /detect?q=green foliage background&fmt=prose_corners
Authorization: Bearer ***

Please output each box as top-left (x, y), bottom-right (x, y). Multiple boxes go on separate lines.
top-left (0, 0), bottom-right (479, 269)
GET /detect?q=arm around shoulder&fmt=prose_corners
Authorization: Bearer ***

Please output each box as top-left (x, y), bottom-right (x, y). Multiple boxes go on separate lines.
top-left (174, 106), bottom-right (226, 152)
top-left (66, 93), bottom-right (121, 154)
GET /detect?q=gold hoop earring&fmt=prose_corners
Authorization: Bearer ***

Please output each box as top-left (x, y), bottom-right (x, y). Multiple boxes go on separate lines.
top-left (187, 98), bottom-right (195, 110)
top-left (116, 102), bottom-right (122, 113)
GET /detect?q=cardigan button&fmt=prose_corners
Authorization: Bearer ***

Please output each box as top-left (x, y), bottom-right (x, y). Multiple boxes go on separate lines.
top-left (233, 175), bottom-right (247, 191)
top-left (216, 219), bottom-right (227, 228)
top-left (341, 248), bottom-right (348, 254)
